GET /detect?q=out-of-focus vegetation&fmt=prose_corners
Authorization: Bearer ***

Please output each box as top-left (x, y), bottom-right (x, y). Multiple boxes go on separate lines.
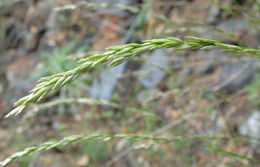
top-left (0, 0), bottom-right (260, 167)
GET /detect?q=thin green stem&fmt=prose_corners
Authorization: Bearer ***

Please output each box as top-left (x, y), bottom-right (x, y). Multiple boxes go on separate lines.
top-left (24, 98), bottom-right (157, 119)
top-left (0, 134), bottom-right (231, 167)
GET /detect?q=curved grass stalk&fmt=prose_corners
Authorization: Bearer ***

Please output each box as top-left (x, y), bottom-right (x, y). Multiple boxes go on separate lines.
top-left (207, 147), bottom-right (260, 164)
top-left (6, 36), bottom-right (260, 118)
top-left (0, 134), bottom-right (231, 167)
top-left (24, 98), bottom-right (157, 120)
top-left (55, 1), bottom-right (139, 14)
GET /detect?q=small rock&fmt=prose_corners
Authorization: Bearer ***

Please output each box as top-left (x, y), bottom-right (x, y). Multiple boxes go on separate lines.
top-left (77, 155), bottom-right (90, 167)
top-left (205, 5), bottom-right (220, 24)
top-left (177, 68), bottom-right (192, 86)
top-left (116, 139), bottom-right (129, 152)
top-left (194, 63), bottom-right (215, 76)
top-left (255, 32), bottom-right (260, 47)
top-left (45, 8), bottom-right (58, 39)
top-left (202, 91), bottom-right (215, 102)
top-left (138, 49), bottom-right (169, 89)
top-left (217, 19), bottom-right (248, 32)
top-left (239, 111), bottom-right (260, 139)
top-left (90, 62), bottom-right (127, 100)
top-left (15, 81), bottom-right (30, 92)
top-left (136, 88), bottom-right (160, 105)
top-left (4, 21), bottom-right (24, 49)
top-left (215, 63), bottom-right (254, 94)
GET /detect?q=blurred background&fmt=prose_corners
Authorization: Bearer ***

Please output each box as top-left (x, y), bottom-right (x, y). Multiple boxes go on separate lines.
top-left (0, 0), bottom-right (260, 166)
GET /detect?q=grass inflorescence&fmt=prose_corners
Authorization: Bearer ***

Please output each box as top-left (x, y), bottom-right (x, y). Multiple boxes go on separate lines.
top-left (6, 36), bottom-right (260, 118)
top-left (0, 134), bottom-right (232, 167)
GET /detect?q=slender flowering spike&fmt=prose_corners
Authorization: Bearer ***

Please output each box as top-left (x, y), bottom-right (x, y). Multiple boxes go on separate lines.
top-left (6, 36), bottom-right (260, 118)
top-left (0, 133), bottom-right (234, 167)
top-left (4, 105), bottom-right (27, 118)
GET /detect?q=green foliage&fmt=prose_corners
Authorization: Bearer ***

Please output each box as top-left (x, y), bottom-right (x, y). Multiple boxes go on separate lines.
top-left (37, 42), bottom-right (90, 89)
top-left (206, 147), bottom-right (260, 163)
top-left (173, 140), bottom-right (192, 166)
top-left (81, 141), bottom-right (109, 163)
top-left (34, 43), bottom-right (90, 114)
top-left (146, 147), bottom-right (167, 166)
top-left (246, 73), bottom-right (260, 101)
